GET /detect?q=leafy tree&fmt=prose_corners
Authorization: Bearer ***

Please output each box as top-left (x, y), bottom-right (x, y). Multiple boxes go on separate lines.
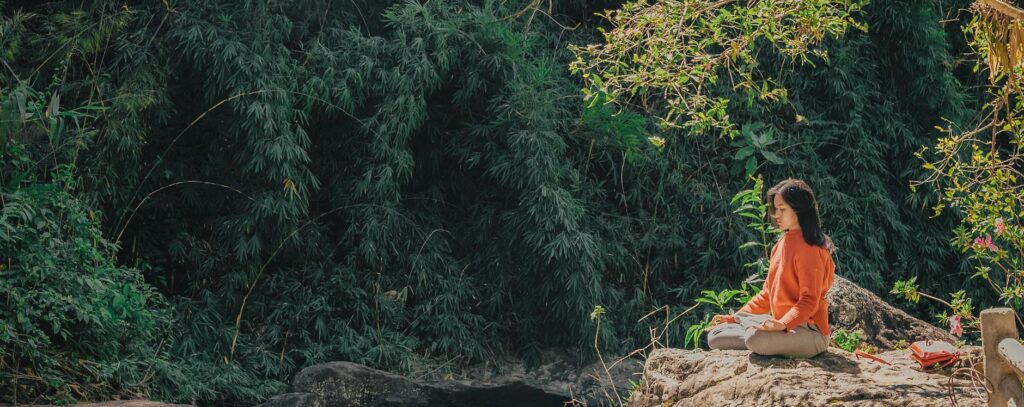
top-left (0, 0), bottom-right (996, 404)
top-left (1, 76), bottom-right (170, 404)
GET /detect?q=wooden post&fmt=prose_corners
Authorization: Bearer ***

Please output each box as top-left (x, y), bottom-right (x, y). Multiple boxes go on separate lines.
top-left (983, 308), bottom-right (1023, 407)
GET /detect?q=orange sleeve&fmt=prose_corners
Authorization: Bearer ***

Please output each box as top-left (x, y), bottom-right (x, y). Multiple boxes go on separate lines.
top-left (738, 282), bottom-right (771, 314)
top-left (738, 241), bottom-right (779, 315)
top-left (778, 247), bottom-right (825, 330)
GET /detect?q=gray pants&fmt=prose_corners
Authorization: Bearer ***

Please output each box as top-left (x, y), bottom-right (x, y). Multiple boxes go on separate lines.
top-left (706, 312), bottom-right (829, 359)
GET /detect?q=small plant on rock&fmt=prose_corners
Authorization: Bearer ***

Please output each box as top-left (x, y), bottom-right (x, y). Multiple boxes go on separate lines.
top-left (831, 328), bottom-right (863, 353)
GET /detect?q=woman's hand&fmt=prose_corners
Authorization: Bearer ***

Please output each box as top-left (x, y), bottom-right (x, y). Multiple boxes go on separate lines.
top-left (755, 318), bottom-right (787, 332)
top-left (708, 314), bottom-right (735, 328)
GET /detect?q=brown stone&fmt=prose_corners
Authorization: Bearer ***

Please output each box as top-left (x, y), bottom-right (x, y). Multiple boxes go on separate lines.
top-left (628, 347), bottom-right (985, 407)
top-left (826, 276), bottom-right (956, 348)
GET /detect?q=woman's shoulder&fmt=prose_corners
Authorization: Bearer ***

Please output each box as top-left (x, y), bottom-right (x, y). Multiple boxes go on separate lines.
top-left (785, 234), bottom-right (831, 256)
top-left (795, 241), bottom-right (834, 265)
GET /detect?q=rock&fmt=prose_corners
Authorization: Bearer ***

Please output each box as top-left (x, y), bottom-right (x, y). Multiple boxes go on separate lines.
top-left (439, 350), bottom-right (643, 404)
top-left (290, 362), bottom-right (433, 407)
top-left (256, 392), bottom-right (323, 407)
top-left (628, 347), bottom-right (985, 407)
top-left (0, 401), bottom-right (191, 407)
top-left (288, 361), bottom-right (578, 406)
top-left (433, 349), bottom-right (581, 396)
top-left (827, 276), bottom-right (955, 348)
top-left (428, 381), bottom-right (571, 406)
top-left (574, 357), bottom-right (646, 403)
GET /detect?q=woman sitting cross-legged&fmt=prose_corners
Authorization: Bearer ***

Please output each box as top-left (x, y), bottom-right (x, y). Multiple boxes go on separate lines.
top-left (707, 178), bottom-right (836, 359)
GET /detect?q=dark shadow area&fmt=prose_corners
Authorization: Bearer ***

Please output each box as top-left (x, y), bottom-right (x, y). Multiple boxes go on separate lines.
top-left (431, 382), bottom-right (570, 407)
top-left (747, 351), bottom-right (863, 374)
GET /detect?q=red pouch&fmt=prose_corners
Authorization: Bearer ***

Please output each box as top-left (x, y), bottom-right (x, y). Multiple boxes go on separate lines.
top-left (909, 340), bottom-right (960, 370)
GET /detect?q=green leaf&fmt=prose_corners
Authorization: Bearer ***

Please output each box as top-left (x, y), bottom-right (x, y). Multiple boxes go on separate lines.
top-left (738, 241), bottom-right (761, 250)
top-left (735, 147), bottom-right (755, 160)
top-left (761, 151), bottom-right (784, 164)
top-left (738, 212), bottom-right (762, 220)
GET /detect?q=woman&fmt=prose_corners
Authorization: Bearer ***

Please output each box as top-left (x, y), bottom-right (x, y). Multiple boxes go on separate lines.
top-left (706, 178), bottom-right (836, 358)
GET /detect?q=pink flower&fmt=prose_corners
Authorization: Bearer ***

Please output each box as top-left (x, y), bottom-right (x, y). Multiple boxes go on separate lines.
top-left (975, 234), bottom-right (999, 252)
top-left (950, 315), bottom-right (963, 337)
top-left (996, 218), bottom-right (1006, 235)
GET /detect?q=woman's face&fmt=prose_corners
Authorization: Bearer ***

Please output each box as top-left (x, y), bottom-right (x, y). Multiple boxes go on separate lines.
top-left (773, 193), bottom-right (800, 232)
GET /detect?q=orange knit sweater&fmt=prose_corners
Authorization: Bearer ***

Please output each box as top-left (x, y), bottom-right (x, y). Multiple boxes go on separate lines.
top-left (738, 229), bottom-right (836, 336)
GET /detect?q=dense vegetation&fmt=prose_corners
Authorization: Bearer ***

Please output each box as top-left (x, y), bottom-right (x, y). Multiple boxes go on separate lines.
top-left (0, 0), bottom-right (997, 404)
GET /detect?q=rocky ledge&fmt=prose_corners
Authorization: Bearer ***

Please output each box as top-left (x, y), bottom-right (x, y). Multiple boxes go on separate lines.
top-left (628, 346), bottom-right (984, 407)
top-left (622, 275), bottom-right (978, 407)
top-left (825, 276), bottom-right (955, 348)
top-left (258, 354), bottom-right (642, 407)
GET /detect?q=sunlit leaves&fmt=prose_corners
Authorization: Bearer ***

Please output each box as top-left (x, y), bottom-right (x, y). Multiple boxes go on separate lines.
top-left (569, 0), bottom-right (868, 137)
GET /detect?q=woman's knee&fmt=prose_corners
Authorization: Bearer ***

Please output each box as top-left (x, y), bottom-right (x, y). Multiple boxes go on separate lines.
top-left (707, 325), bottom-right (747, 350)
top-left (745, 330), bottom-right (826, 358)
top-left (706, 329), bottom-right (728, 349)
top-left (743, 331), bottom-right (776, 355)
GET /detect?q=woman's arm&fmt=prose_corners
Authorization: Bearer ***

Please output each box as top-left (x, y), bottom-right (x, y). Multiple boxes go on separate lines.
top-left (777, 248), bottom-right (826, 330)
top-left (738, 284), bottom-right (771, 314)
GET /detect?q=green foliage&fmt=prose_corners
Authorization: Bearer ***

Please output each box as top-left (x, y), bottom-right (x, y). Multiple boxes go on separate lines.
top-left (684, 281), bottom-right (760, 349)
top-left (695, 288), bottom-right (746, 310)
top-left (948, 291), bottom-right (975, 323)
top-left (0, 0), bottom-right (995, 405)
top-left (831, 328), bottom-right (862, 353)
top-left (891, 277), bottom-right (922, 303)
top-left (731, 123), bottom-right (785, 178)
top-left (684, 314), bottom-right (713, 350)
top-left (0, 88), bottom-right (169, 402)
top-left (582, 91), bottom-right (651, 162)
top-left (730, 175), bottom-right (779, 276)
top-left (682, 177), bottom-right (770, 350)
top-left (569, 0), bottom-right (868, 135)
top-left (896, 1), bottom-right (1024, 333)
top-left (0, 181), bottom-right (168, 403)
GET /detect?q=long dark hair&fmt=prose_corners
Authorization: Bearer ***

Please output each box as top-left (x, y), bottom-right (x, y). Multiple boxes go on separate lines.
top-left (767, 179), bottom-right (835, 252)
